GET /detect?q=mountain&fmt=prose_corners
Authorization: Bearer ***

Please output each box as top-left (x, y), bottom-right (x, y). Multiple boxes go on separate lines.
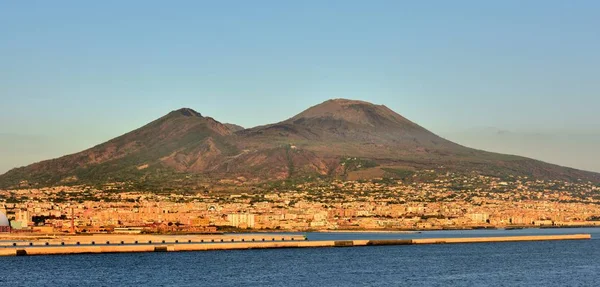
top-left (224, 123), bottom-right (245, 133)
top-left (0, 108), bottom-right (238, 188)
top-left (1, 99), bottom-right (599, 189)
top-left (239, 99), bottom-right (464, 152)
top-left (235, 99), bottom-right (600, 182)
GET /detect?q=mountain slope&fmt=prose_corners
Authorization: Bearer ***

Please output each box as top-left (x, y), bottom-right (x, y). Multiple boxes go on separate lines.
top-left (239, 99), bottom-right (462, 149)
top-left (1, 99), bottom-right (599, 189)
top-left (234, 99), bottom-right (600, 182)
top-left (224, 123), bottom-right (245, 133)
top-left (0, 108), bottom-right (238, 187)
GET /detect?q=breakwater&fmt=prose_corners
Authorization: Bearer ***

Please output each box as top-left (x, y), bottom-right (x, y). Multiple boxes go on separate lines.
top-left (0, 234), bottom-right (305, 247)
top-left (0, 234), bottom-right (590, 256)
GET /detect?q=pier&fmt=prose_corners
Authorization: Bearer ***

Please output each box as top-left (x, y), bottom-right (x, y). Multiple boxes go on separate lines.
top-left (0, 234), bottom-right (304, 247)
top-left (0, 234), bottom-right (590, 256)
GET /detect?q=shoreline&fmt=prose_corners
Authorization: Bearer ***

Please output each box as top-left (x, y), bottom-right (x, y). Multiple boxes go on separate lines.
top-left (0, 234), bottom-right (591, 257)
top-left (315, 230), bottom-right (420, 234)
top-left (3, 225), bottom-right (599, 239)
top-left (227, 225), bottom-right (600, 233)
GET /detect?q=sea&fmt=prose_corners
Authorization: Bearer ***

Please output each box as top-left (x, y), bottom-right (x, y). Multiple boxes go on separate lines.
top-left (2, 228), bottom-right (599, 287)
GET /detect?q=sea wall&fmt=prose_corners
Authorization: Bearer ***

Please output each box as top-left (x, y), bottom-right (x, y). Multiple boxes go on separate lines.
top-left (0, 234), bottom-right (306, 247)
top-left (0, 234), bottom-right (590, 256)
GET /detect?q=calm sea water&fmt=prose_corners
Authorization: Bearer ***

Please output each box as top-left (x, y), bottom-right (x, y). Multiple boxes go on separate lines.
top-left (2, 228), bottom-right (599, 287)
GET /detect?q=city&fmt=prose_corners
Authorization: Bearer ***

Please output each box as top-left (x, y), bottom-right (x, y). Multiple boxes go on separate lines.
top-left (3, 171), bottom-right (599, 234)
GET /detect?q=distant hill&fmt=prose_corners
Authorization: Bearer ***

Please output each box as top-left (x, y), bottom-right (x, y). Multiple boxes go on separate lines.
top-left (1, 99), bottom-right (599, 189)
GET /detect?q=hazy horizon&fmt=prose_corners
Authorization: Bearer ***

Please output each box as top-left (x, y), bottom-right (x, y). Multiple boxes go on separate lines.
top-left (2, 1), bottom-right (599, 174)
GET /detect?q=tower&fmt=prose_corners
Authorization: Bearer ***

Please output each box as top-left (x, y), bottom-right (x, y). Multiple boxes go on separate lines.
top-left (71, 207), bottom-right (75, 234)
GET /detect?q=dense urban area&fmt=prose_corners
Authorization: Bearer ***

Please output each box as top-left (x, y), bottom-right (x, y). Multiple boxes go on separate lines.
top-left (2, 170), bottom-right (600, 234)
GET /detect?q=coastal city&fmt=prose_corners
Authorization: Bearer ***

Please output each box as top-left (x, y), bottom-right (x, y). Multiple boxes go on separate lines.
top-left (2, 170), bottom-right (600, 234)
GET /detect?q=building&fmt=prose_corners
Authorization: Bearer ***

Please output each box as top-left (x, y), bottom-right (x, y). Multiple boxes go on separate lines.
top-left (0, 212), bottom-right (11, 233)
top-left (113, 227), bottom-right (144, 234)
top-left (468, 213), bottom-right (490, 224)
top-left (227, 213), bottom-right (255, 229)
top-left (9, 209), bottom-right (29, 230)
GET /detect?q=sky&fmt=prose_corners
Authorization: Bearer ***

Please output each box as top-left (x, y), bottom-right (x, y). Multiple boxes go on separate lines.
top-left (1, 1), bottom-right (599, 173)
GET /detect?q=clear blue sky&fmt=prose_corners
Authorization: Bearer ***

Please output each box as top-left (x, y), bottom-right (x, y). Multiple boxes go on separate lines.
top-left (1, 1), bottom-right (599, 173)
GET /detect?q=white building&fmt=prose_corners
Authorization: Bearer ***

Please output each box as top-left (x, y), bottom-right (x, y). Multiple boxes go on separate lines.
top-left (227, 213), bottom-right (255, 228)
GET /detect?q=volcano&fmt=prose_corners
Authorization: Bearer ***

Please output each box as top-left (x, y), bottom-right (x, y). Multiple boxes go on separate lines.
top-left (1, 99), bottom-right (598, 188)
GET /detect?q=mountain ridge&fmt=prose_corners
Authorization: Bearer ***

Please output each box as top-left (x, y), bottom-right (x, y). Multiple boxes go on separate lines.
top-left (1, 99), bottom-right (599, 189)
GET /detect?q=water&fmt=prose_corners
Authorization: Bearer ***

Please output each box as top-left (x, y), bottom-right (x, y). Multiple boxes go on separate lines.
top-left (2, 228), bottom-right (599, 286)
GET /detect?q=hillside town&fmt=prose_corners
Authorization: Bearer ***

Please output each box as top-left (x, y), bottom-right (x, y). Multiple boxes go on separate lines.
top-left (2, 171), bottom-right (600, 234)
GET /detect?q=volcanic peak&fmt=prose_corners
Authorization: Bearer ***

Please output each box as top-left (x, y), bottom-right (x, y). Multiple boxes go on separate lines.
top-left (170, 108), bottom-right (202, 118)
